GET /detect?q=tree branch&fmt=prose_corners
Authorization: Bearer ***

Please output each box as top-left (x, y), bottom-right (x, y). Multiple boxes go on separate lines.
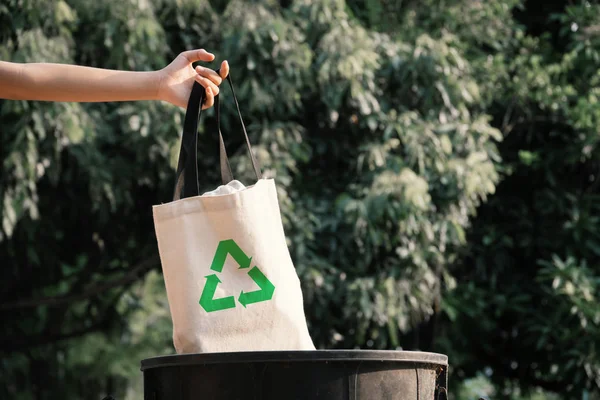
top-left (0, 256), bottom-right (159, 311)
top-left (1, 316), bottom-right (109, 354)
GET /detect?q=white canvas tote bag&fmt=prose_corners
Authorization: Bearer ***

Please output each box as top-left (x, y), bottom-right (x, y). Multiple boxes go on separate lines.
top-left (153, 74), bottom-right (315, 354)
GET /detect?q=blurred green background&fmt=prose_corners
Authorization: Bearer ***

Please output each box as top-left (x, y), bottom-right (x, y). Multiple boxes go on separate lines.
top-left (1, 0), bottom-right (599, 399)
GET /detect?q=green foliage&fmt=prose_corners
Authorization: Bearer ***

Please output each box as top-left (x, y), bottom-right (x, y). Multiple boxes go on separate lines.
top-left (1, 0), bottom-right (599, 399)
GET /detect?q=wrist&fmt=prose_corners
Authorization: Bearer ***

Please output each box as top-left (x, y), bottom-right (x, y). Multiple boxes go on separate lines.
top-left (155, 68), bottom-right (169, 102)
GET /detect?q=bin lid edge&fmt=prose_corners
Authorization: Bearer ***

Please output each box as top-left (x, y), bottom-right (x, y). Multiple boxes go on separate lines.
top-left (140, 350), bottom-right (448, 371)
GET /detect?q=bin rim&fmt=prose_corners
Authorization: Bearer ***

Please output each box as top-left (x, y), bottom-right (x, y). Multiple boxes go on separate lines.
top-left (140, 350), bottom-right (448, 371)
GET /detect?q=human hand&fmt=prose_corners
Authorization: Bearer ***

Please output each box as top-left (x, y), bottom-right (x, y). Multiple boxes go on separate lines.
top-left (158, 49), bottom-right (229, 110)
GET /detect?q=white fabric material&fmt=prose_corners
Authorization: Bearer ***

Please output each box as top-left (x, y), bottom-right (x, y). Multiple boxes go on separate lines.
top-left (201, 179), bottom-right (246, 197)
top-left (153, 178), bottom-right (315, 353)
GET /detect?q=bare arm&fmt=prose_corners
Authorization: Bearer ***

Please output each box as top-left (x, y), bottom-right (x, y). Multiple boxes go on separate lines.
top-left (0, 49), bottom-right (229, 109)
top-left (0, 61), bottom-right (162, 102)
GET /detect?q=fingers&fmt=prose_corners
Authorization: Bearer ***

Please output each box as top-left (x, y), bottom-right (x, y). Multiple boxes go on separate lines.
top-left (194, 74), bottom-right (220, 96)
top-left (195, 65), bottom-right (222, 86)
top-left (189, 57), bottom-right (229, 110)
top-left (202, 87), bottom-right (214, 110)
top-left (219, 60), bottom-right (229, 80)
top-left (180, 49), bottom-right (215, 63)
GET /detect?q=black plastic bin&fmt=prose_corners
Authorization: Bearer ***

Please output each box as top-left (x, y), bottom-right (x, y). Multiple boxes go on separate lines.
top-left (141, 350), bottom-right (448, 400)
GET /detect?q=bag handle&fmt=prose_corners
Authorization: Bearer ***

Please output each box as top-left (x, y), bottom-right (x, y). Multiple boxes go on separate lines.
top-left (215, 73), bottom-right (262, 184)
top-left (173, 71), bottom-right (262, 201)
top-left (215, 93), bottom-right (234, 185)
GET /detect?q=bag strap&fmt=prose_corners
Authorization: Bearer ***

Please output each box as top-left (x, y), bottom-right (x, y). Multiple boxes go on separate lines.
top-left (172, 71), bottom-right (262, 201)
top-left (173, 80), bottom-right (203, 201)
top-left (215, 74), bottom-right (262, 185)
top-left (215, 93), bottom-right (234, 184)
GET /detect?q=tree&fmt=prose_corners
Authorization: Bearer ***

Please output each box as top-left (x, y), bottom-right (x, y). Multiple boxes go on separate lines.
top-left (1, 1), bottom-right (598, 399)
top-left (346, 1), bottom-right (600, 398)
top-left (442, 3), bottom-right (600, 398)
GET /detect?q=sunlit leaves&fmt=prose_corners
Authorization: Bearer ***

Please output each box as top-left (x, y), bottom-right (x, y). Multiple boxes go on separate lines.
top-left (2, 0), bottom-right (599, 399)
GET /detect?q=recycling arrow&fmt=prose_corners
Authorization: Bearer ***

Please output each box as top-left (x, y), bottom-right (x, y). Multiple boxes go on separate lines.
top-left (210, 239), bottom-right (252, 272)
top-left (199, 274), bottom-right (236, 313)
top-left (199, 239), bottom-right (275, 313)
top-left (238, 266), bottom-right (276, 308)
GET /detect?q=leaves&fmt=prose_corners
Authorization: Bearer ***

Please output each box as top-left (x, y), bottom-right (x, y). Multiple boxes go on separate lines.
top-left (1, 0), bottom-right (600, 399)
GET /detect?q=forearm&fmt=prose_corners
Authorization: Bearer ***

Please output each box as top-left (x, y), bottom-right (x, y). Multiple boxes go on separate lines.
top-left (0, 61), bottom-right (162, 103)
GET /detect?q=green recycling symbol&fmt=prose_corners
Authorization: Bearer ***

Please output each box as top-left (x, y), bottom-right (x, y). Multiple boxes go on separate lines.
top-left (199, 239), bottom-right (275, 313)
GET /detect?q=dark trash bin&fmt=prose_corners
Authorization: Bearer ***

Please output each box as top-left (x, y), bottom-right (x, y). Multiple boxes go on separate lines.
top-left (141, 350), bottom-right (448, 400)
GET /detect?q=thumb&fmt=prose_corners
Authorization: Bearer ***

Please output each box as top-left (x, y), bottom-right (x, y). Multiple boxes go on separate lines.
top-left (180, 49), bottom-right (215, 63)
